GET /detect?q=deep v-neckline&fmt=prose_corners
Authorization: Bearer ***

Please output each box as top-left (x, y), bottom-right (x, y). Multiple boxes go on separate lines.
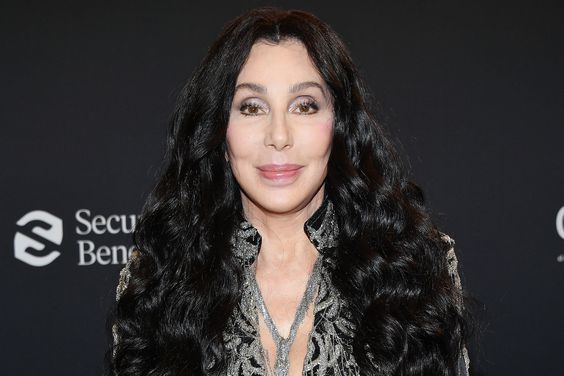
top-left (250, 257), bottom-right (324, 376)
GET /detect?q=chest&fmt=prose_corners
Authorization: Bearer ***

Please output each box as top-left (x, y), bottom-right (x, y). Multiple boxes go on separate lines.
top-left (223, 264), bottom-right (360, 375)
top-left (257, 301), bottom-right (315, 376)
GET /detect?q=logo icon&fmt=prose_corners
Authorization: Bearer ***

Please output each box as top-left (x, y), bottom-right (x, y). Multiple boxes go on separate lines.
top-left (14, 210), bottom-right (63, 267)
top-left (557, 206), bottom-right (564, 240)
top-left (557, 206), bottom-right (564, 263)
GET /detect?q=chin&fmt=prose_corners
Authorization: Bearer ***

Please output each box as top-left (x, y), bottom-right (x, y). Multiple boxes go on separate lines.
top-left (254, 194), bottom-right (302, 213)
top-left (245, 184), bottom-right (325, 215)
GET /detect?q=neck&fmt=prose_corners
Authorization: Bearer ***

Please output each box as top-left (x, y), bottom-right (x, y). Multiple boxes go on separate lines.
top-left (241, 187), bottom-right (325, 268)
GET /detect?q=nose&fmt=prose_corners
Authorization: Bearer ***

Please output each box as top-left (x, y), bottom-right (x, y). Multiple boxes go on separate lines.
top-left (264, 112), bottom-right (292, 151)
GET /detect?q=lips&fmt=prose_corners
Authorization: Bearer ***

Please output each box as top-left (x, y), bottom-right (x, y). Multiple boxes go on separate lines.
top-left (256, 164), bottom-right (304, 183)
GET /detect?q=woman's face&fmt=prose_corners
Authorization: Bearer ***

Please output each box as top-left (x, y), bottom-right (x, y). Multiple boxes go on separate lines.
top-left (226, 39), bottom-right (334, 215)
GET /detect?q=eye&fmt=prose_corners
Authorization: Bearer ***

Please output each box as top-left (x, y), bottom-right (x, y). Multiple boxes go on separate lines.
top-left (240, 101), bottom-right (267, 116)
top-left (290, 98), bottom-right (319, 115)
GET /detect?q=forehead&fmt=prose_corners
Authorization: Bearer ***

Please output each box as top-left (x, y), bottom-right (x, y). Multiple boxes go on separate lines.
top-left (236, 39), bottom-right (324, 85)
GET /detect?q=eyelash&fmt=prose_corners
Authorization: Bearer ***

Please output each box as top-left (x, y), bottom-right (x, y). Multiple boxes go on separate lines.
top-left (239, 98), bottom-right (319, 116)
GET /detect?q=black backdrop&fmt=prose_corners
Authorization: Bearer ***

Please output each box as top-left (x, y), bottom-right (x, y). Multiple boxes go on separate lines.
top-left (1, 1), bottom-right (563, 375)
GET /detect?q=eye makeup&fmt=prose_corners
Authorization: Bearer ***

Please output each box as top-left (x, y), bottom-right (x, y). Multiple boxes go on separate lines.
top-left (237, 96), bottom-right (322, 117)
top-left (289, 97), bottom-right (319, 115)
top-left (239, 98), bottom-right (267, 116)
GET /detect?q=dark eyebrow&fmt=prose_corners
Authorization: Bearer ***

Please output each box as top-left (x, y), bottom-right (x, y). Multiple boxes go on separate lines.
top-left (234, 81), bottom-right (330, 100)
top-left (234, 82), bottom-right (266, 94)
top-left (289, 81), bottom-right (329, 99)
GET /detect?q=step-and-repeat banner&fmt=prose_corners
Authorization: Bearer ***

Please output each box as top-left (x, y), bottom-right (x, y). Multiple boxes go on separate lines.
top-left (1, 1), bottom-right (562, 375)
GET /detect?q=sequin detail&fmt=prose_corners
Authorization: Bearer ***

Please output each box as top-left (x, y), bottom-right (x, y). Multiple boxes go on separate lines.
top-left (441, 233), bottom-right (471, 374)
top-left (114, 200), bottom-right (470, 375)
top-left (224, 199), bottom-right (360, 375)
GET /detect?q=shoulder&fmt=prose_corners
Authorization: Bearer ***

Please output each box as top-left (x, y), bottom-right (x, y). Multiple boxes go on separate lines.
top-left (438, 232), bottom-right (462, 288)
top-left (112, 249), bottom-right (141, 353)
top-left (116, 248), bottom-right (141, 302)
top-left (438, 232), bottom-right (471, 375)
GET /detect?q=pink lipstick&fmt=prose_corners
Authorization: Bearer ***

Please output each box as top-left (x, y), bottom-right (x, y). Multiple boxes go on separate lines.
top-left (257, 164), bottom-right (304, 184)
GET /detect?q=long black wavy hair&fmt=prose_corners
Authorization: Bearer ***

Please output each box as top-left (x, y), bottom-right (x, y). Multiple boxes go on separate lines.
top-left (109, 7), bottom-right (469, 376)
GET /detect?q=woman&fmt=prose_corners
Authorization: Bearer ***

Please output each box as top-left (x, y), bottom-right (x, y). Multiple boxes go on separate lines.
top-left (110, 7), bottom-right (471, 376)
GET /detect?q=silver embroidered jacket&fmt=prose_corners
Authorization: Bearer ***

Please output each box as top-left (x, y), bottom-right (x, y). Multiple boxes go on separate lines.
top-left (115, 198), bottom-right (470, 375)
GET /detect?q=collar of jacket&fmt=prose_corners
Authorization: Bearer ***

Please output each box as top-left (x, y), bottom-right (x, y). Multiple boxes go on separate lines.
top-left (230, 195), bottom-right (339, 267)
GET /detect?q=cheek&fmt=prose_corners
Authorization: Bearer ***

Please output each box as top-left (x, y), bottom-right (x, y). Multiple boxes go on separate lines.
top-left (320, 118), bottom-right (333, 136)
top-left (225, 122), bottom-right (251, 158)
top-left (308, 118), bottom-right (333, 156)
